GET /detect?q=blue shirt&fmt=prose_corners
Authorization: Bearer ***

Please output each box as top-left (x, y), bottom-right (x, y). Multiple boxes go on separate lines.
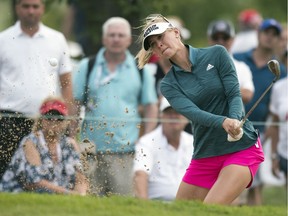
top-left (73, 48), bottom-right (157, 153)
top-left (160, 45), bottom-right (258, 159)
top-left (234, 49), bottom-right (287, 133)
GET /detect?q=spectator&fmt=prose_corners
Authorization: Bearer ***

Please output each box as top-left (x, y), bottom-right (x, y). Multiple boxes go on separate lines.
top-left (207, 19), bottom-right (255, 104)
top-left (0, 97), bottom-right (88, 195)
top-left (275, 24), bottom-right (287, 69)
top-left (0, 0), bottom-right (75, 179)
top-left (269, 77), bottom-right (288, 188)
top-left (234, 18), bottom-right (287, 205)
top-left (231, 9), bottom-right (263, 54)
top-left (136, 14), bottom-right (264, 205)
top-left (73, 17), bottom-right (158, 196)
top-left (133, 97), bottom-right (194, 201)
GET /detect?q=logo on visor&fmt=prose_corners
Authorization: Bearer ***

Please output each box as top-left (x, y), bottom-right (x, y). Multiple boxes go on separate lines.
top-left (144, 24), bottom-right (159, 38)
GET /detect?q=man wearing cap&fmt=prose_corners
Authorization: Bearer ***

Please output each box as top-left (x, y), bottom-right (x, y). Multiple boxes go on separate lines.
top-left (207, 20), bottom-right (255, 105)
top-left (133, 97), bottom-right (194, 201)
top-left (231, 9), bottom-right (263, 53)
top-left (234, 18), bottom-right (287, 205)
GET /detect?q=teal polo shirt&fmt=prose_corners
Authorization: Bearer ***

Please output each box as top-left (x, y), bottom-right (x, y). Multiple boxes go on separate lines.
top-left (160, 45), bottom-right (258, 159)
top-left (73, 48), bottom-right (157, 153)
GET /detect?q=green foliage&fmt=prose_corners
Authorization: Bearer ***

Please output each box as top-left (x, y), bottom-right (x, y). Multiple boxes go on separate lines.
top-left (60, 0), bottom-right (286, 52)
top-left (0, 191), bottom-right (286, 216)
top-left (0, 1), bottom-right (12, 30)
top-left (42, 1), bottom-right (67, 30)
top-left (1, 0), bottom-right (286, 52)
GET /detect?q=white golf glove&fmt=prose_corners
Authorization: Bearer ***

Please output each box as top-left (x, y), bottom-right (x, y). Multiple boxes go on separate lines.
top-left (227, 127), bottom-right (243, 142)
top-left (227, 119), bottom-right (244, 142)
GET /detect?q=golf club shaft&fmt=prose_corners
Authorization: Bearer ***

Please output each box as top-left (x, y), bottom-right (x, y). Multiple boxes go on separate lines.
top-left (240, 60), bottom-right (280, 127)
top-left (240, 81), bottom-right (275, 127)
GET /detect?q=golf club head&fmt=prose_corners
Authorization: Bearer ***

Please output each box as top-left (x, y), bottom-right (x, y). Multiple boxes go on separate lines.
top-left (267, 60), bottom-right (281, 81)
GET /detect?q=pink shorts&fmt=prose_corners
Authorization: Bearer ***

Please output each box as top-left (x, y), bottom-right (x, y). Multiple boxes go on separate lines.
top-left (182, 138), bottom-right (264, 189)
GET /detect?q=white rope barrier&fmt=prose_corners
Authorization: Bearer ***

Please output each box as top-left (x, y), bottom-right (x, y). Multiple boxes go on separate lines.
top-left (0, 113), bottom-right (286, 126)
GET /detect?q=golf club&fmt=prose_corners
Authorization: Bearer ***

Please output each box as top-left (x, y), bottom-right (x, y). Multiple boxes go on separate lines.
top-left (228, 59), bottom-right (281, 142)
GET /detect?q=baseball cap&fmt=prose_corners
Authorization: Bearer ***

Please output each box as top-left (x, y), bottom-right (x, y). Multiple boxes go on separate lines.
top-left (143, 22), bottom-right (174, 51)
top-left (207, 20), bottom-right (235, 38)
top-left (259, 19), bottom-right (282, 35)
top-left (40, 100), bottom-right (68, 116)
top-left (238, 9), bottom-right (262, 24)
top-left (160, 97), bottom-right (172, 112)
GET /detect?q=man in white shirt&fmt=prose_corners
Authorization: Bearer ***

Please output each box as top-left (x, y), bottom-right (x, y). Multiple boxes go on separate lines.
top-left (0, 0), bottom-right (75, 178)
top-left (207, 19), bottom-right (255, 105)
top-left (133, 97), bottom-right (194, 201)
top-left (269, 77), bottom-right (288, 187)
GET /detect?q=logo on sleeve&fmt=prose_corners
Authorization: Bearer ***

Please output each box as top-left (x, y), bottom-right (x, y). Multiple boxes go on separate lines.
top-left (206, 64), bottom-right (214, 71)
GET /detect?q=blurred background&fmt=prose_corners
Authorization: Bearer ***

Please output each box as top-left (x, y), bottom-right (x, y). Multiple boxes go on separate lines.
top-left (0, 0), bottom-right (286, 56)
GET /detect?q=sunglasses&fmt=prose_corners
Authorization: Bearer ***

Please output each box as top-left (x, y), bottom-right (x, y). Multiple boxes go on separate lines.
top-left (43, 115), bottom-right (65, 122)
top-left (211, 34), bottom-right (230, 41)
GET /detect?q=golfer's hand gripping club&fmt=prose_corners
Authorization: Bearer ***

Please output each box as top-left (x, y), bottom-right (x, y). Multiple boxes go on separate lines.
top-left (227, 120), bottom-right (244, 142)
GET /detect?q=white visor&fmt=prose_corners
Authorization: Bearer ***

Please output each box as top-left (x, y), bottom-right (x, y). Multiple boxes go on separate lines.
top-left (143, 22), bottom-right (174, 51)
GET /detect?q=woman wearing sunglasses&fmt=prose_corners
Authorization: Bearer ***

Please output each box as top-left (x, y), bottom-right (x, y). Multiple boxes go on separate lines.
top-left (136, 14), bottom-right (264, 205)
top-left (0, 96), bottom-right (88, 195)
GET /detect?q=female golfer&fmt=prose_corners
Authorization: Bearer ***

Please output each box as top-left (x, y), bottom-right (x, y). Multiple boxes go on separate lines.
top-left (136, 14), bottom-right (264, 205)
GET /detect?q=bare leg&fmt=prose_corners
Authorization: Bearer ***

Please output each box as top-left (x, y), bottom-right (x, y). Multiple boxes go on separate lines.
top-left (204, 164), bottom-right (251, 205)
top-left (176, 181), bottom-right (209, 201)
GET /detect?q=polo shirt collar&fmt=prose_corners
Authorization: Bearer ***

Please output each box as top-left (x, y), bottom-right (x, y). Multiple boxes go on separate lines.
top-left (171, 44), bottom-right (197, 72)
top-left (96, 47), bottom-right (134, 69)
top-left (159, 125), bottom-right (182, 151)
top-left (14, 21), bottom-right (46, 38)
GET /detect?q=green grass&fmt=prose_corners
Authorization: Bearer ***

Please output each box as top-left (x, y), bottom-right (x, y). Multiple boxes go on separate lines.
top-left (263, 185), bottom-right (287, 206)
top-left (0, 186), bottom-right (286, 216)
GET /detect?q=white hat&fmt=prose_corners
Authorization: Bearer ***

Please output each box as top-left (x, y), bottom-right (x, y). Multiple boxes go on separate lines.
top-left (67, 41), bottom-right (84, 58)
top-left (143, 22), bottom-right (174, 51)
top-left (160, 97), bottom-right (172, 112)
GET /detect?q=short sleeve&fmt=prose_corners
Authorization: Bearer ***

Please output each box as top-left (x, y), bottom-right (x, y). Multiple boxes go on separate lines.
top-left (139, 66), bottom-right (158, 105)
